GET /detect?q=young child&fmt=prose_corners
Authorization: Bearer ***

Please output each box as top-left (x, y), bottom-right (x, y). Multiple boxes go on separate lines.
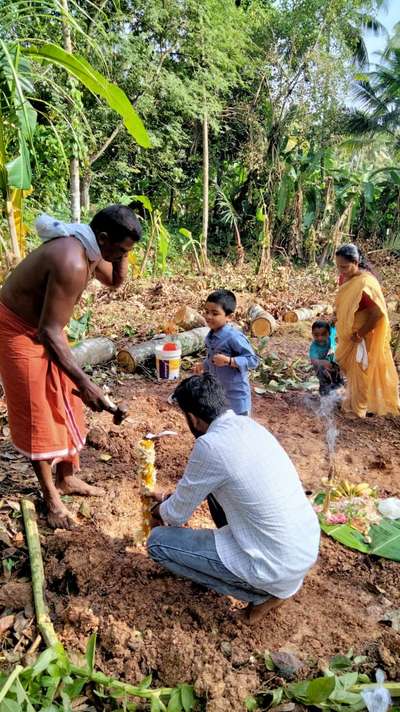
top-left (194, 289), bottom-right (259, 415)
top-left (309, 320), bottom-right (343, 397)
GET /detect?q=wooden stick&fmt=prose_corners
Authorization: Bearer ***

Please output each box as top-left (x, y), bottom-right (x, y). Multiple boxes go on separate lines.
top-left (21, 499), bottom-right (59, 648)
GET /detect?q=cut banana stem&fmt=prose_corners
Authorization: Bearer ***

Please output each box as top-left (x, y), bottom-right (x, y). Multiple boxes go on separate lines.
top-left (137, 438), bottom-right (157, 544)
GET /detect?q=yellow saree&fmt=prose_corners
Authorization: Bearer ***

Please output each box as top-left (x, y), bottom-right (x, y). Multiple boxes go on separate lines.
top-left (335, 271), bottom-right (399, 418)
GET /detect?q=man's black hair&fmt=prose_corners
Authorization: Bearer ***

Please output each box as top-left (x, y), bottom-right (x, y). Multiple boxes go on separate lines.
top-left (206, 289), bottom-right (236, 315)
top-left (312, 320), bottom-right (331, 333)
top-left (90, 204), bottom-right (142, 243)
top-left (173, 374), bottom-right (227, 423)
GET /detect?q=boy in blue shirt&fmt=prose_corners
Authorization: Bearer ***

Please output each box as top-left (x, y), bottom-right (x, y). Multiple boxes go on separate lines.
top-left (309, 320), bottom-right (343, 397)
top-left (194, 289), bottom-right (259, 415)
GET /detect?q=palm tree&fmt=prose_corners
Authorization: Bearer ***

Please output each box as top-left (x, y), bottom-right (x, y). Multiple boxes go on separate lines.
top-left (346, 45), bottom-right (400, 147)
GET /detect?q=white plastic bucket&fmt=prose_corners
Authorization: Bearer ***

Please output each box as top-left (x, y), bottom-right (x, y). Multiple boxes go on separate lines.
top-left (155, 341), bottom-right (182, 380)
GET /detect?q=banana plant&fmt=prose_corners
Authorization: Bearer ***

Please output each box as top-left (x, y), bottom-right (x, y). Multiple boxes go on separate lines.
top-left (0, 40), bottom-right (150, 261)
top-left (0, 41), bottom-right (37, 260)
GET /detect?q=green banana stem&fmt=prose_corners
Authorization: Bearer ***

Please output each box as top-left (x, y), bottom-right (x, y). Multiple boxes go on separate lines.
top-left (71, 665), bottom-right (174, 698)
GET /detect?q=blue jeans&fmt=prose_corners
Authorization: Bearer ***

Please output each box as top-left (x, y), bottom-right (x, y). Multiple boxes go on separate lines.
top-left (147, 526), bottom-right (271, 605)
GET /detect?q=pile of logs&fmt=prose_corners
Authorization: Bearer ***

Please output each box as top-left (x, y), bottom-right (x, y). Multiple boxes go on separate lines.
top-left (71, 299), bottom-right (400, 371)
top-left (117, 327), bottom-right (208, 372)
top-left (282, 303), bottom-right (333, 323)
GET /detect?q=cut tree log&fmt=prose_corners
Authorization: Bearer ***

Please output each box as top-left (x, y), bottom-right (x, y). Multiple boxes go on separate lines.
top-left (174, 306), bottom-right (206, 330)
top-left (21, 499), bottom-right (59, 648)
top-left (283, 303), bottom-right (333, 323)
top-left (248, 304), bottom-right (277, 337)
top-left (118, 327), bottom-right (209, 373)
top-left (72, 337), bottom-right (115, 367)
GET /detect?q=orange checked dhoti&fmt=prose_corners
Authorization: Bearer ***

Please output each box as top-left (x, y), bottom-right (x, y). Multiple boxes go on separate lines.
top-left (0, 302), bottom-right (86, 466)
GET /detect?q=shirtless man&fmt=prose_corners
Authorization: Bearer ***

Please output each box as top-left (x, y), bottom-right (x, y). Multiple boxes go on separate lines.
top-left (0, 205), bottom-right (141, 528)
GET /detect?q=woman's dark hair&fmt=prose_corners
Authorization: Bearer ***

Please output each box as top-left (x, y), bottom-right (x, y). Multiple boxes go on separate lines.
top-left (206, 289), bottom-right (236, 315)
top-left (335, 243), bottom-right (372, 272)
top-left (312, 320), bottom-right (330, 334)
top-left (173, 374), bottom-right (227, 423)
top-left (90, 204), bottom-right (142, 243)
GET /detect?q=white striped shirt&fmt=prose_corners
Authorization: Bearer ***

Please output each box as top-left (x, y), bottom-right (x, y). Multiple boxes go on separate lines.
top-left (160, 410), bottom-right (320, 598)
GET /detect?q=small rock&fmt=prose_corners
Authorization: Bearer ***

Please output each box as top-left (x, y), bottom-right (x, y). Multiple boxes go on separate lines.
top-left (270, 651), bottom-right (302, 680)
top-left (220, 641), bottom-right (232, 658)
top-left (79, 501), bottom-right (91, 519)
top-left (379, 609), bottom-right (400, 632)
top-left (0, 614), bottom-right (15, 637)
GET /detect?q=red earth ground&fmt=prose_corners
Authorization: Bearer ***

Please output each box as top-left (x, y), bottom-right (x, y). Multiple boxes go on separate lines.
top-left (0, 265), bottom-right (399, 711)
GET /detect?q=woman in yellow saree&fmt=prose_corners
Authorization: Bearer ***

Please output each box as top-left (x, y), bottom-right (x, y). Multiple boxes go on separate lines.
top-left (335, 244), bottom-right (399, 418)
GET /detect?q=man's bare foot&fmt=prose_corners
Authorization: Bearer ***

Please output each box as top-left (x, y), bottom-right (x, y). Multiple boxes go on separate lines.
top-left (237, 597), bottom-right (286, 624)
top-left (56, 475), bottom-right (105, 497)
top-left (47, 502), bottom-right (77, 530)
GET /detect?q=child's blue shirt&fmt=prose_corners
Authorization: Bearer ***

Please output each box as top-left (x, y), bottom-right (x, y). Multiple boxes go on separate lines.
top-left (204, 324), bottom-right (259, 414)
top-left (309, 340), bottom-right (334, 362)
top-left (309, 327), bottom-right (337, 362)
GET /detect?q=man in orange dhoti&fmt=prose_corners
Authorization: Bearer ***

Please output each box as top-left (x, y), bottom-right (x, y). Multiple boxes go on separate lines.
top-left (0, 205), bottom-right (141, 528)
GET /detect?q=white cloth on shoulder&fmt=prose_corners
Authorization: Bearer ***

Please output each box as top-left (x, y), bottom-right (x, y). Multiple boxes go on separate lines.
top-left (356, 338), bottom-right (368, 370)
top-left (35, 213), bottom-right (101, 263)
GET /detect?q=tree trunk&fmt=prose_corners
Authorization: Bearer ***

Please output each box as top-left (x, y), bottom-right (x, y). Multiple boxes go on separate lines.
top-left (201, 96), bottom-right (209, 269)
top-left (72, 337), bottom-right (115, 367)
top-left (168, 188), bottom-right (174, 221)
top-left (60, 0), bottom-right (80, 222)
top-left (118, 327), bottom-right (209, 373)
top-left (139, 221), bottom-right (155, 277)
top-left (234, 223), bottom-right (245, 265)
top-left (293, 187), bottom-right (304, 259)
top-left (5, 197), bottom-right (21, 262)
top-left (70, 156), bottom-right (80, 222)
top-left (80, 169), bottom-right (91, 212)
top-left (247, 304), bottom-right (277, 337)
top-left (257, 212), bottom-right (271, 276)
top-left (174, 306), bottom-right (206, 330)
top-left (283, 303), bottom-right (333, 323)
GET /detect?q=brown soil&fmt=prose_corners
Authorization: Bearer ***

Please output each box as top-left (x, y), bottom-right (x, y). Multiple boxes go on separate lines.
top-left (1, 267), bottom-right (400, 711)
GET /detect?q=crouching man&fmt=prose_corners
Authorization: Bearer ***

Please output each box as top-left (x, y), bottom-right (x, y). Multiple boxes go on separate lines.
top-left (148, 374), bottom-right (320, 624)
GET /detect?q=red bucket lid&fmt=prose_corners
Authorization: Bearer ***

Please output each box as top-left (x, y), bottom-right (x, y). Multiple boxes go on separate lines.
top-left (163, 342), bottom-right (178, 351)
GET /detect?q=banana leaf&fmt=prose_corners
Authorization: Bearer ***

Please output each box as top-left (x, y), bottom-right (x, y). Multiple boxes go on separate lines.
top-left (23, 44), bottom-right (150, 148)
top-left (320, 518), bottom-right (400, 561)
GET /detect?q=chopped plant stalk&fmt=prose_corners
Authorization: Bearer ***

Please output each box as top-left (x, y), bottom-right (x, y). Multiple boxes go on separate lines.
top-left (254, 352), bottom-right (317, 393)
top-left (21, 499), bottom-right (58, 647)
top-left (0, 644), bottom-right (196, 709)
top-left (0, 664), bottom-right (24, 703)
top-left (70, 664), bottom-right (174, 699)
top-left (249, 667), bottom-right (400, 711)
top-left (137, 438), bottom-right (157, 543)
